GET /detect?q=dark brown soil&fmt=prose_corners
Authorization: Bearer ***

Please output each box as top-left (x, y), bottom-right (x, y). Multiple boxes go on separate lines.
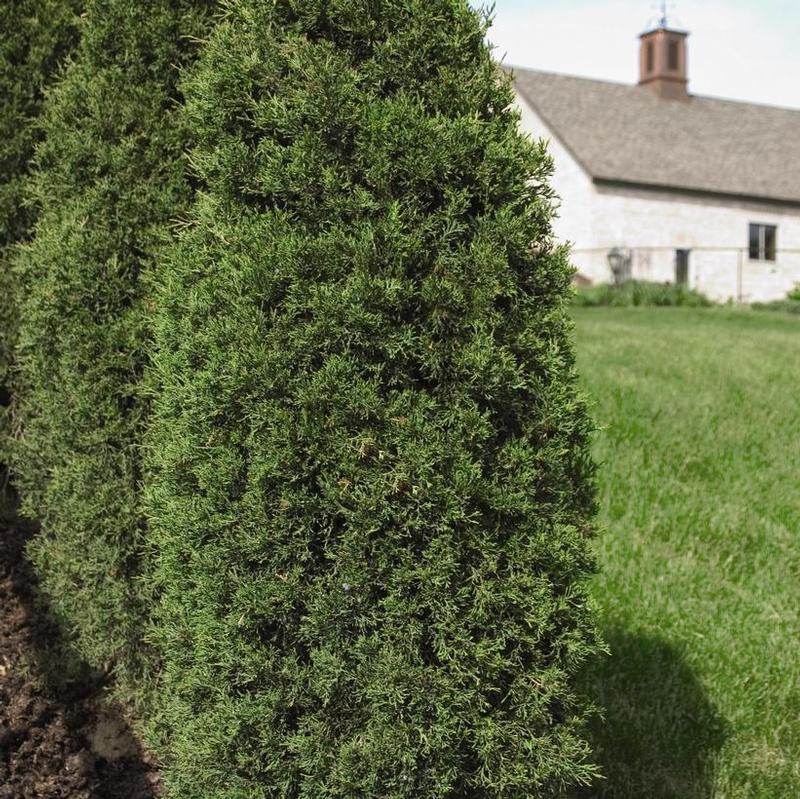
top-left (0, 491), bottom-right (163, 799)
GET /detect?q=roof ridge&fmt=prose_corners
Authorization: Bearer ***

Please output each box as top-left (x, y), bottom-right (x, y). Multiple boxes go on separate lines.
top-left (508, 65), bottom-right (800, 114)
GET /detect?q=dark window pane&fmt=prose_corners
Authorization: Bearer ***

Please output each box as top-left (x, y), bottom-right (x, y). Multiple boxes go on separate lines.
top-left (668, 40), bottom-right (679, 70)
top-left (647, 42), bottom-right (654, 72)
top-left (749, 223), bottom-right (760, 260)
top-left (765, 225), bottom-right (777, 261)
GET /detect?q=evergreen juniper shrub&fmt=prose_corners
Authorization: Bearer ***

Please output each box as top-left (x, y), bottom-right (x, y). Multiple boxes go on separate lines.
top-left (147, 1), bottom-right (601, 795)
top-left (0, 0), bottom-right (82, 469)
top-left (11, 0), bottom-right (216, 695)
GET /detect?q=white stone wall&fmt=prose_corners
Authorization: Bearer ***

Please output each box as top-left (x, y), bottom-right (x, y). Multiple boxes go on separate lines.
top-left (514, 89), bottom-right (800, 303)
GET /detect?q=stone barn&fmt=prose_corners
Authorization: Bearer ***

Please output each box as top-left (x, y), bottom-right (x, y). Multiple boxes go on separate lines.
top-left (511, 16), bottom-right (800, 303)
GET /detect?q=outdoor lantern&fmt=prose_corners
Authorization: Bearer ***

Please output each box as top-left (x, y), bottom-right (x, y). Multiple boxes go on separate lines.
top-left (607, 247), bottom-right (631, 285)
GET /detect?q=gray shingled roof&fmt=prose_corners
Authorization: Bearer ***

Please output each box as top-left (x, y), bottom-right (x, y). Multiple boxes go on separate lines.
top-left (511, 67), bottom-right (800, 206)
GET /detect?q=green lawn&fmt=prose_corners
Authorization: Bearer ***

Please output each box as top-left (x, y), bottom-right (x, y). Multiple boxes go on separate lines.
top-left (574, 308), bottom-right (800, 799)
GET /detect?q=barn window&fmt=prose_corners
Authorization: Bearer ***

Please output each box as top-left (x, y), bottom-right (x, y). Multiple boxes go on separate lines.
top-left (749, 223), bottom-right (777, 261)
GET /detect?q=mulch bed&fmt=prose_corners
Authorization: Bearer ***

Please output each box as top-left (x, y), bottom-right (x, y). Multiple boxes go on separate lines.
top-left (0, 492), bottom-right (163, 799)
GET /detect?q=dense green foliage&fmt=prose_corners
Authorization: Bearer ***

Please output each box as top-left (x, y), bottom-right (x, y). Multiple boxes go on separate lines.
top-left (574, 280), bottom-right (713, 308)
top-left (147, 2), bottom-right (600, 796)
top-left (11, 0), bottom-right (215, 692)
top-left (575, 308), bottom-right (800, 799)
top-left (0, 0), bottom-right (82, 466)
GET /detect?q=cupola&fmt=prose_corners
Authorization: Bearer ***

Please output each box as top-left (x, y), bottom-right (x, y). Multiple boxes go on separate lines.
top-left (639, 6), bottom-right (689, 101)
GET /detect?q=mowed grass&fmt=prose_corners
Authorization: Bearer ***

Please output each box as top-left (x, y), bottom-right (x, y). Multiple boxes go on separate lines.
top-left (573, 308), bottom-right (800, 799)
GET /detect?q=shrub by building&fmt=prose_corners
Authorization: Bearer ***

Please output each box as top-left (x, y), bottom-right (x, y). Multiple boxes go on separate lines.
top-left (574, 280), bottom-right (714, 308)
top-left (147, 1), bottom-right (601, 795)
top-left (11, 0), bottom-right (216, 694)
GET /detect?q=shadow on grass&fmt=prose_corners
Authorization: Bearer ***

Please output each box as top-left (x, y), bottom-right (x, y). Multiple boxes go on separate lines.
top-left (581, 629), bottom-right (729, 799)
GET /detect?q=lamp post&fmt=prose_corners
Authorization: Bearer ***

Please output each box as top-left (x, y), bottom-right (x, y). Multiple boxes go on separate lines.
top-left (607, 247), bottom-right (631, 286)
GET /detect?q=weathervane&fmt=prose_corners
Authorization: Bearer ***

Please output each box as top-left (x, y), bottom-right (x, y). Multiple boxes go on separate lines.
top-left (648, 0), bottom-right (679, 29)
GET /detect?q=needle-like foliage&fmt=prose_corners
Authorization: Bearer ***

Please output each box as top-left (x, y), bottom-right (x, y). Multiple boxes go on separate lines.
top-left (11, 0), bottom-right (216, 693)
top-left (0, 0), bottom-right (81, 470)
top-left (147, 2), bottom-right (601, 796)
